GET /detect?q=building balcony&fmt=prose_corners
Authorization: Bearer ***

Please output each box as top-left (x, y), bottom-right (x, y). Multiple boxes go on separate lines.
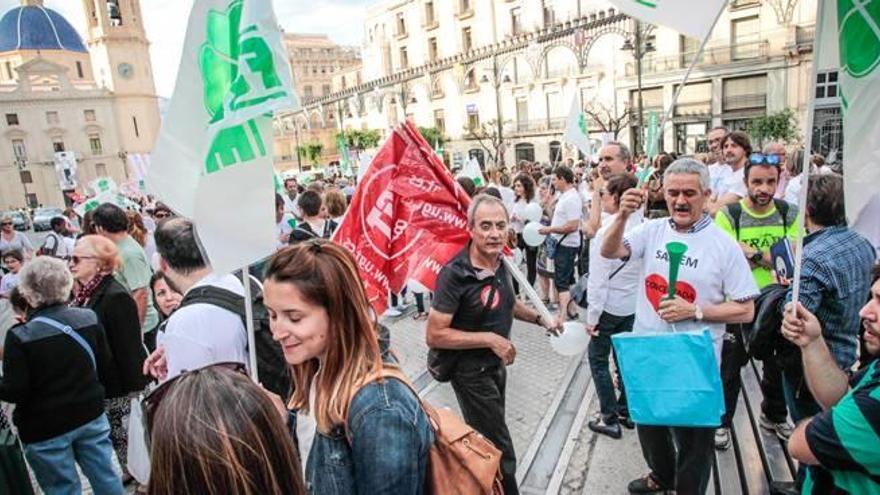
top-left (722, 93), bottom-right (767, 113)
top-left (625, 40), bottom-right (770, 77)
top-left (505, 118), bottom-right (566, 137)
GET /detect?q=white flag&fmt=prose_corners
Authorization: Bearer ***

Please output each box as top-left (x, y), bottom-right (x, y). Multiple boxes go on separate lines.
top-left (563, 96), bottom-right (591, 158)
top-left (148, 0), bottom-right (298, 273)
top-left (457, 157), bottom-right (485, 188)
top-left (607, 0), bottom-right (726, 41)
top-left (821, 2), bottom-right (880, 253)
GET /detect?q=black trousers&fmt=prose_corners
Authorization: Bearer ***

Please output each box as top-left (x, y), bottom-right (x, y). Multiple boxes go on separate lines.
top-left (450, 363), bottom-right (518, 495)
top-left (720, 325), bottom-right (788, 427)
top-left (637, 424), bottom-right (715, 493)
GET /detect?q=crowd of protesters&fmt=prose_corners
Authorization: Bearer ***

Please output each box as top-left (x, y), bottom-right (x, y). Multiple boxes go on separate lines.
top-left (0, 125), bottom-right (877, 495)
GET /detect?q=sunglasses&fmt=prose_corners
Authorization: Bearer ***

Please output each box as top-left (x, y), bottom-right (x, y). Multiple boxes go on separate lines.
top-left (141, 361), bottom-right (248, 448)
top-left (154, 211), bottom-right (171, 219)
top-left (69, 255), bottom-right (96, 265)
top-left (1, 222), bottom-right (12, 226)
top-left (749, 153), bottom-right (782, 166)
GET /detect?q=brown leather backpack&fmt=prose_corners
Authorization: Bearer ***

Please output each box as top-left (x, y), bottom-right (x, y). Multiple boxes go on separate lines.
top-left (351, 368), bottom-right (505, 494)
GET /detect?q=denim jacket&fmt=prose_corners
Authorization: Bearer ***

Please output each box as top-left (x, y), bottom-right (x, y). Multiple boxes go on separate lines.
top-left (290, 377), bottom-right (434, 494)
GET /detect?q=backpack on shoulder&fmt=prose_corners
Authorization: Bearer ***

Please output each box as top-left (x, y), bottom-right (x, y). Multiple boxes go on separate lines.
top-left (178, 277), bottom-right (292, 400)
top-left (353, 368), bottom-right (504, 495)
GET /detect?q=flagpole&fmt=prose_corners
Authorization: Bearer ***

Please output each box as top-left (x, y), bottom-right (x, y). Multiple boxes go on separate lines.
top-left (651, 1), bottom-right (728, 156)
top-left (790, 0), bottom-right (826, 309)
top-left (502, 257), bottom-right (555, 326)
top-left (241, 267), bottom-right (260, 382)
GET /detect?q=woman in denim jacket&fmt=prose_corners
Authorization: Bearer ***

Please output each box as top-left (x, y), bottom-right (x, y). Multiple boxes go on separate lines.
top-left (263, 240), bottom-right (434, 494)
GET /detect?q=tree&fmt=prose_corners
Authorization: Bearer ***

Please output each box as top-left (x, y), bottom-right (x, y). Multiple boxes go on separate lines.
top-left (298, 142), bottom-right (323, 166)
top-left (337, 129), bottom-right (382, 150)
top-left (750, 109), bottom-right (799, 146)
top-left (417, 126), bottom-right (447, 148)
top-left (581, 101), bottom-right (633, 140)
top-left (463, 119), bottom-right (511, 167)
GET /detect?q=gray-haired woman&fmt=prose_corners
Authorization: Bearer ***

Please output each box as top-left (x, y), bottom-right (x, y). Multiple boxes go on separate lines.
top-left (0, 215), bottom-right (33, 258)
top-left (0, 256), bottom-right (122, 494)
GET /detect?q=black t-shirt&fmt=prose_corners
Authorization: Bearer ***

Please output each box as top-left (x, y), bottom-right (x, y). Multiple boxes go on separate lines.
top-left (289, 219), bottom-right (338, 244)
top-left (431, 246), bottom-right (516, 369)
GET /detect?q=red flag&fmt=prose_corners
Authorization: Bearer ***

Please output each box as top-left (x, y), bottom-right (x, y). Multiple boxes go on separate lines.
top-left (334, 121), bottom-right (471, 314)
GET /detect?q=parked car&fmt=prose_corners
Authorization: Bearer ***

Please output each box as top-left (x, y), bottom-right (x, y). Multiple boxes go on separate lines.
top-left (32, 207), bottom-right (64, 232)
top-left (2, 210), bottom-right (31, 231)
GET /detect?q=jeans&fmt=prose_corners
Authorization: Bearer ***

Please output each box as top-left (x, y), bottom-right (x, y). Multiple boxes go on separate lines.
top-left (451, 363), bottom-right (518, 495)
top-left (23, 414), bottom-right (123, 495)
top-left (637, 424), bottom-right (715, 494)
top-left (588, 312), bottom-right (633, 420)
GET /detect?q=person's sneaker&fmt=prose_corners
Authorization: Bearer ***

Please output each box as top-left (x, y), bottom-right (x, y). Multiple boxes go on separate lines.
top-left (759, 413), bottom-right (794, 440)
top-left (383, 307), bottom-right (402, 318)
top-left (627, 473), bottom-right (669, 494)
top-left (715, 427), bottom-right (731, 450)
top-left (588, 415), bottom-right (622, 439)
top-left (618, 412), bottom-right (635, 430)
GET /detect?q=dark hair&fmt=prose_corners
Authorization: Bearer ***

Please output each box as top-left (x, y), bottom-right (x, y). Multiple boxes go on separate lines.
top-left (149, 270), bottom-right (180, 317)
top-left (155, 218), bottom-right (207, 274)
top-left (654, 153), bottom-right (674, 172)
top-left (456, 176), bottom-right (476, 197)
top-left (2, 249), bottom-right (23, 263)
top-left (275, 193), bottom-right (284, 210)
top-left (873, 263), bottom-right (880, 284)
top-left (513, 173), bottom-right (536, 202)
top-left (9, 286), bottom-right (29, 315)
top-left (90, 203), bottom-right (129, 233)
top-left (153, 202), bottom-right (173, 216)
top-left (605, 173), bottom-right (638, 203)
top-left (147, 366), bottom-right (306, 495)
top-left (283, 177), bottom-right (297, 188)
top-left (721, 131), bottom-right (753, 157)
top-left (297, 191), bottom-right (322, 217)
top-left (80, 210), bottom-right (96, 236)
top-left (806, 173), bottom-right (846, 227)
top-left (483, 187), bottom-right (502, 200)
top-left (554, 165), bottom-right (575, 184)
top-left (744, 160), bottom-right (781, 181)
top-left (50, 216), bottom-right (67, 230)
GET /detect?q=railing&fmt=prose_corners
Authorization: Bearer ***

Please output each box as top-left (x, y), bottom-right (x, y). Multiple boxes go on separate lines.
top-left (722, 94), bottom-right (767, 112)
top-left (506, 118), bottom-right (566, 136)
top-left (795, 25), bottom-right (816, 51)
top-left (625, 40), bottom-right (770, 77)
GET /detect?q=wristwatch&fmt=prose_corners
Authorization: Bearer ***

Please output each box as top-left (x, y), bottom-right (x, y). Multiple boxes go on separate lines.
top-left (749, 250), bottom-right (763, 264)
top-left (694, 305), bottom-right (704, 321)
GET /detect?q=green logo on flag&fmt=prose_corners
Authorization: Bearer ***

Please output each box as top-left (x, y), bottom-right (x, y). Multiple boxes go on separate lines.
top-left (97, 178), bottom-right (109, 192)
top-left (838, 0), bottom-right (880, 79)
top-left (578, 113), bottom-right (588, 136)
top-left (199, 0), bottom-right (286, 174)
top-left (636, 0), bottom-right (657, 7)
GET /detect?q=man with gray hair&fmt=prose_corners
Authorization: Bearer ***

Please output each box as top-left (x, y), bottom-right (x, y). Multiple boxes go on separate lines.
top-left (597, 141), bottom-right (634, 181)
top-left (601, 159), bottom-right (759, 494)
top-left (427, 194), bottom-right (556, 495)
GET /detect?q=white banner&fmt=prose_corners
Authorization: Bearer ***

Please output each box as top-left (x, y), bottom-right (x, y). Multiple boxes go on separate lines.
top-left (563, 96), bottom-right (592, 159)
top-left (607, 0), bottom-right (726, 41)
top-left (822, 2), bottom-right (880, 252)
top-left (147, 0), bottom-right (298, 273)
top-left (456, 157), bottom-right (485, 187)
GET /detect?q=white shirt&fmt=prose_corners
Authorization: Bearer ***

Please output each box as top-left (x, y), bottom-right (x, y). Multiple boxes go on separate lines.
top-left (41, 232), bottom-right (75, 259)
top-left (586, 211), bottom-right (644, 326)
top-left (498, 186), bottom-right (516, 213)
top-left (624, 216), bottom-right (759, 362)
top-left (157, 273), bottom-right (249, 380)
top-left (296, 377), bottom-right (319, 472)
top-left (510, 198), bottom-right (537, 234)
top-left (283, 194), bottom-right (301, 218)
top-left (708, 162), bottom-right (732, 198)
top-left (0, 272), bottom-right (18, 297)
top-left (784, 174), bottom-right (802, 206)
top-left (276, 213), bottom-right (296, 249)
top-left (721, 166), bottom-right (747, 199)
top-left (551, 188), bottom-right (583, 248)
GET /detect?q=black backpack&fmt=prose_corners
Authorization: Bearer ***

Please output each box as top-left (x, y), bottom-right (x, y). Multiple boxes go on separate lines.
top-left (178, 278), bottom-right (292, 401)
top-left (726, 198), bottom-right (791, 241)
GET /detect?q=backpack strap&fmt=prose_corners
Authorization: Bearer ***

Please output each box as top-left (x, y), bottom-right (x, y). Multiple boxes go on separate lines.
top-left (727, 202), bottom-right (743, 241)
top-left (773, 199), bottom-right (790, 235)
top-left (30, 316), bottom-right (96, 370)
top-left (179, 286), bottom-right (247, 324)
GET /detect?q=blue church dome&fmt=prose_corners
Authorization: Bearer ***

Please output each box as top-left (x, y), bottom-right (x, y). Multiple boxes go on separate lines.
top-left (0, 5), bottom-right (87, 53)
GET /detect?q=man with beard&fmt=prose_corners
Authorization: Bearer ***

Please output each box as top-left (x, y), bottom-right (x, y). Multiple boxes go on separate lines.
top-left (712, 153), bottom-right (800, 450)
top-left (282, 177), bottom-right (301, 218)
top-left (783, 265), bottom-right (880, 494)
top-left (709, 131), bottom-right (751, 216)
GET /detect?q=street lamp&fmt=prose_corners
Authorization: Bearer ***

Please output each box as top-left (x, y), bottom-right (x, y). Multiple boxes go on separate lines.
top-left (292, 116), bottom-right (303, 173)
top-left (621, 20), bottom-right (655, 154)
top-left (482, 52), bottom-right (511, 167)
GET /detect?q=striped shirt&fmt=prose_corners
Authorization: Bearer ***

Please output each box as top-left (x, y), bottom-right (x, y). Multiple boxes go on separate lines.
top-left (803, 359), bottom-right (880, 494)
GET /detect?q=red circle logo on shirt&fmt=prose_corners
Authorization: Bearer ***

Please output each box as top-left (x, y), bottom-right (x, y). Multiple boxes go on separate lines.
top-left (479, 285), bottom-right (501, 310)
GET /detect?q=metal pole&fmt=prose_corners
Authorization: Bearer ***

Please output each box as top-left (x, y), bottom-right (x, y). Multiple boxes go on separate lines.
top-left (294, 120), bottom-right (302, 173)
top-left (494, 53), bottom-right (504, 167)
top-left (241, 268), bottom-right (259, 382)
top-left (634, 20), bottom-right (645, 155)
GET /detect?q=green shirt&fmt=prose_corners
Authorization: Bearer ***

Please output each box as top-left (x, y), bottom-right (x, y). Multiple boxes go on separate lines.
top-left (715, 200), bottom-right (800, 289)
top-left (115, 235), bottom-right (159, 332)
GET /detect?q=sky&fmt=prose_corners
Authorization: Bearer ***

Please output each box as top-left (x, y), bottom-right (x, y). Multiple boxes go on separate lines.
top-left (0, 0), bottom-right (367, 97)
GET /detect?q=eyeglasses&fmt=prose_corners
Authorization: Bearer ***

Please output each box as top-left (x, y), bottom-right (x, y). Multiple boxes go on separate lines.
top-left (141, 361), bottom-right (248, 448)
top-left (749, 153), bottom-right (782, 166)
top-left (70, 255), bottom-right (96, 265)
top-left (0, 222), bottom-right (12, 226)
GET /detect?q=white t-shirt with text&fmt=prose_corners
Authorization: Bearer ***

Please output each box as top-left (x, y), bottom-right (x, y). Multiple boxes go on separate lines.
top-left (624, 216), bottom-right (759, 361)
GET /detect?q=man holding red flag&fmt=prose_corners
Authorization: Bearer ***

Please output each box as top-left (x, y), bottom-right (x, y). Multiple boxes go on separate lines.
top-left (426, 194), bottom-right (554, 495)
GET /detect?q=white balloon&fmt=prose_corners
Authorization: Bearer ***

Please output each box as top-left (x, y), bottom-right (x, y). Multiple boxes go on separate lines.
top-left (407, 279), bottom-right (428, 294)
top-left (549, 321), bottom-right (590, 356)
top-left (522, 221), bottom-right (546, 247)
top-left (523, 202), bottom-right (543, 223)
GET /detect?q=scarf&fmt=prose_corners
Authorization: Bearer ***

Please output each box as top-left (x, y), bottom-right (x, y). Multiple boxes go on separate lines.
top-left (71, 273), bottom-right (108, 307)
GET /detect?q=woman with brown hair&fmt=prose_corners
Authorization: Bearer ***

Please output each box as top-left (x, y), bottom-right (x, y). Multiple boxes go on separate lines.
top-left (322, 189), bottom-right (348, 225)
top-left (145, 364), bottom-right (306, 495)
top-left (263, 240), bottom-right (433, 494)
top-left (69, 235), bottom-right (149, 485)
